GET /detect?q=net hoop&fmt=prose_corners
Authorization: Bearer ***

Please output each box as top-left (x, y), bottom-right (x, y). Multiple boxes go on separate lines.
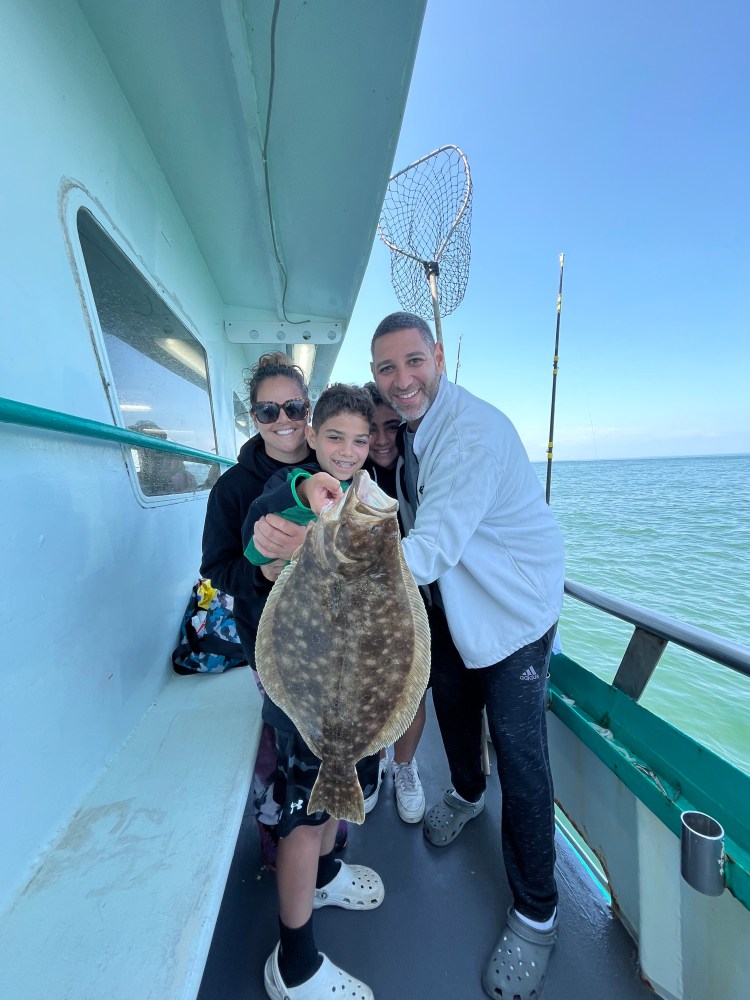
top-left (378, 144), bottom-right (473, 323)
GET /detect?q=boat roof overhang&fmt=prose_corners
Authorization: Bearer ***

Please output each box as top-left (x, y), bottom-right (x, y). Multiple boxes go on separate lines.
top-left (77, 0), bottom-right (426, 380)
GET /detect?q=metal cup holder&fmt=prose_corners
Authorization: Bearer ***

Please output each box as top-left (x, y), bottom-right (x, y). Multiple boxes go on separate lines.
top-left (680, 810), bottom-right (725, 896)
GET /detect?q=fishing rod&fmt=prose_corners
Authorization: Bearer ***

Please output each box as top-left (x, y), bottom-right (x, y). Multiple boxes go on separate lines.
top-left (454, 334), bottom-right (462, 383)
top-left (545, 253), bottom-right (565, 504)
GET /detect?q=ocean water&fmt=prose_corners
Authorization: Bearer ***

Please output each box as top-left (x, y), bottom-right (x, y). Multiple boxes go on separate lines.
top-left (534, 454), bottom-right (750, 775)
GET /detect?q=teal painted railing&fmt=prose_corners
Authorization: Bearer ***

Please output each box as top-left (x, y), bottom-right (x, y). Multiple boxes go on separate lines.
top-left (0, 396), bottom-right (235, 466)
top-left (554, 581), bottom-right (750, 909)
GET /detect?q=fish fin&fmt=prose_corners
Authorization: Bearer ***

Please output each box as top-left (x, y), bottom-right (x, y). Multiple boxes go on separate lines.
top-left (308, 763), bottom-right (365, 824)
top-left (367, 560), bottom-right (432, 750)
top-left (303, 734), bottom-right (324, 758)
top-left (255, 561), bottom-right (297, 712)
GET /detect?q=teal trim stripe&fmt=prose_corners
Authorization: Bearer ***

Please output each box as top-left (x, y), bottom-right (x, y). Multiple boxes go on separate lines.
top-left (554, 811), bottom-right (611, 903)
top-left (1, 396), bottom-right (235, 467)
top-left (549, 653), bottom-right (750, 911)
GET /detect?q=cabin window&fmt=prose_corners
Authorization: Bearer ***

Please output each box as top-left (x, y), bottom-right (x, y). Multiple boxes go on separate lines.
top-left (76, 210), bottom-right (218, 496)
top-left (233, 391), bottom-right (253, 455)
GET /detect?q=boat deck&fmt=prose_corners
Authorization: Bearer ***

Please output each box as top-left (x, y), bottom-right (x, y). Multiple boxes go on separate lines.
top-left (199, 695), bottom-right (653, 999)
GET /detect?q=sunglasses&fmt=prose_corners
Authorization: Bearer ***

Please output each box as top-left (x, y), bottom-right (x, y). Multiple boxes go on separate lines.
top-left (251, 397), bottom-right (309, 425)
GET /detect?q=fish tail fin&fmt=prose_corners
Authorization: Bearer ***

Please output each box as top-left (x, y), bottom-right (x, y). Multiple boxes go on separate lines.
top-left (308, 763), bottom-right (365, 825)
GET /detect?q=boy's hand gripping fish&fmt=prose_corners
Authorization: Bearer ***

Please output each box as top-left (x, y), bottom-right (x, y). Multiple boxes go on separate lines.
top-left (255, 469), bottom-right (430, 823)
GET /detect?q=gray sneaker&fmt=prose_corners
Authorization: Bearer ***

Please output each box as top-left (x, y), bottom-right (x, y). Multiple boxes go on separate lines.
top-left (392, 759), bottom-right (426, 823)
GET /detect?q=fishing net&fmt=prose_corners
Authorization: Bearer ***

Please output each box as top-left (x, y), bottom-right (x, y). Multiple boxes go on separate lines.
top-left (378, 145), bottom-right (472, 333)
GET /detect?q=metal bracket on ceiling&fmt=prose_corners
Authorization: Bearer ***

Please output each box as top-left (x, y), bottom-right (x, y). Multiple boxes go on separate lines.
top-left (224, 318), bottom-right (342, 345)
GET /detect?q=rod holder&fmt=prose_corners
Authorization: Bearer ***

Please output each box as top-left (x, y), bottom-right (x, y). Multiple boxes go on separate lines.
top-left (680, 810), bottom-right (725, 896)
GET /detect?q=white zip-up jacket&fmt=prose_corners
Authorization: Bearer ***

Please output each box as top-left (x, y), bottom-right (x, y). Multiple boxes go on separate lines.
top-left (400, 376), bottom-right (564, 668)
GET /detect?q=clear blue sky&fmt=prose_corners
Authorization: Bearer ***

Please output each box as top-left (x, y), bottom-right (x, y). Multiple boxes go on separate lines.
top-left (332, 0), bottom-right (750, 462)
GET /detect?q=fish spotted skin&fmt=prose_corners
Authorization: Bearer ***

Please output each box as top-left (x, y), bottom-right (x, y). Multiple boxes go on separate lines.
top-left (256, 469), bottom-right (430, 823)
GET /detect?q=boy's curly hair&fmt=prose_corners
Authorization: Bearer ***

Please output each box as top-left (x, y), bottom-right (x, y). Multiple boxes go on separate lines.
top-left (312, 383), bottom-right (374, 431)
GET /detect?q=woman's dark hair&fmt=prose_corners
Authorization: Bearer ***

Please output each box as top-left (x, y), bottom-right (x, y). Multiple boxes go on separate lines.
top-left (244, 352), bottom-right (308, 407)
top-left (311, 383), bottom-right (374, 431)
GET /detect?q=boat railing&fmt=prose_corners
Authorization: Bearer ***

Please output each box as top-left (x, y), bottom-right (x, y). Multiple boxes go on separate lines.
top-left (6, 387), bottom-right (747, 693)
top-left (564, 577), bottom-right (750, 699)
top-left (0, 394), bottom-right (235, 467)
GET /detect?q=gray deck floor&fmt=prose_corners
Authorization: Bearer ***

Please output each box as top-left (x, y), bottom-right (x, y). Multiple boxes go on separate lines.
top-left (199, 695), bottom-right (653, 999)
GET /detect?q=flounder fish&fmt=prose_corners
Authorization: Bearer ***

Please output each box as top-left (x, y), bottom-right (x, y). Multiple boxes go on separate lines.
top-left (255, 469), bottom-right (430, 823)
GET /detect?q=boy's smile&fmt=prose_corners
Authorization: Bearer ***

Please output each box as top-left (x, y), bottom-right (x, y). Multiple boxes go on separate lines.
top-left (306, 412), bottom-right (371, 481)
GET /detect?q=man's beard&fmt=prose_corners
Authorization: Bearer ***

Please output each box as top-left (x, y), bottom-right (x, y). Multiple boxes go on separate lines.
top-left (386, 373), bottom-right (441, 424)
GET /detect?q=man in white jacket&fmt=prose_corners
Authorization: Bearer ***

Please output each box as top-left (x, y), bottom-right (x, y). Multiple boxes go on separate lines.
top-left (371, 311), bottom-right (564, 1000)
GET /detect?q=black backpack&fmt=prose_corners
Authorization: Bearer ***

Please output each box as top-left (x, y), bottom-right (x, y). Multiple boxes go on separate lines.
top-left (172, 580), bottom-right (248, 675)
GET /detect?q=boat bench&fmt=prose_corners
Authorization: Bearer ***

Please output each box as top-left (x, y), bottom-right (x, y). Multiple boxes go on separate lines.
top-left (0, 668), bottom-right (262, 1000)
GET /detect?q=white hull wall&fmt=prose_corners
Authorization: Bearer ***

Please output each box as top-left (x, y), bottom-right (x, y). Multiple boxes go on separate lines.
top-left (0, 1), bottom-right (246, 910)
top-left (549, 713), bottom-right (750, 999)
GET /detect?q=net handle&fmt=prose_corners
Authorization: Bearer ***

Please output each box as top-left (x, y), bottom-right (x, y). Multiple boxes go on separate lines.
top-left (425, 263), bottom-right (443, 345)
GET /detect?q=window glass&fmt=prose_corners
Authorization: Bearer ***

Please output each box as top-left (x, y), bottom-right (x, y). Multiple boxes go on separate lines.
top-left (77, 210), bottom-right (217, 496)
top-left (234, 391), bottom-right (252, 456)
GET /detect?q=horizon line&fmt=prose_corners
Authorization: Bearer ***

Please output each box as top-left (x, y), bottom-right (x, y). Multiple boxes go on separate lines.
top-left (531, 451), bottom-right (750, 464)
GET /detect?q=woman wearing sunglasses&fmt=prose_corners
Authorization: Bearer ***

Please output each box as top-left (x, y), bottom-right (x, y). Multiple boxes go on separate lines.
top-left (202, 356), bottom-right (380, 999)
top-left (200, 352), bottom-right (314, 857)
top-left (201, 350), bottom-right (312, 628)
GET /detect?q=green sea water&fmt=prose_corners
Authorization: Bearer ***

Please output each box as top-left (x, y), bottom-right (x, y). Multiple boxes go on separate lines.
top-left (535, 454), bottom-right (750, 775)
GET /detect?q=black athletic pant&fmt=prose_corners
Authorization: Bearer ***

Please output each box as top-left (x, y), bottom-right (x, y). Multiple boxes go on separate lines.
top-left (429, 606), bottom-right (558, 922)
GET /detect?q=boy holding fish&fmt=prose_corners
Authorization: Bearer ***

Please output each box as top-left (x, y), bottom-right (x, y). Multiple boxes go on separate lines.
top-left (243, 382), bottom-right (373, 564)
top-left (242, 383), bottom-right (390, 1000)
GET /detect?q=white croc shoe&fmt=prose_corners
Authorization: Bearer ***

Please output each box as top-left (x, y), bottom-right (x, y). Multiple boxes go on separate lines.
top-left (264, 943), bottom-right (374, 1000)
top-left (313, 860), bottom-right (384, 910)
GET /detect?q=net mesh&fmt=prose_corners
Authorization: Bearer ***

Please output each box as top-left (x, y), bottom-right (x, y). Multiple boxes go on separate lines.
top-left (378, 145), bottom-right (472, 320)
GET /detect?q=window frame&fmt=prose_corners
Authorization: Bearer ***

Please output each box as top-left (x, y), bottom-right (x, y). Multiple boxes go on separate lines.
top-left (62, 184), bottom-right (218, 506)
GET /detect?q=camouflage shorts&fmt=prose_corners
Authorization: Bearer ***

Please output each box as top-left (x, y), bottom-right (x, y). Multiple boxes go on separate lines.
top-left (271, 727), bottom-right (381, 838)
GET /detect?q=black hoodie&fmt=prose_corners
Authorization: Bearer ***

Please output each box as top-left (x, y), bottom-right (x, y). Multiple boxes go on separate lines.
top-left (200, 434), bottom-right (312, 662)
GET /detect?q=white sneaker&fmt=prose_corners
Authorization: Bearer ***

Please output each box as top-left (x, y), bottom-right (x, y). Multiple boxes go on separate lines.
top-left (392, 759), bottom-right (426, 823)
top-left (363, 755), bottom-right (388, 815)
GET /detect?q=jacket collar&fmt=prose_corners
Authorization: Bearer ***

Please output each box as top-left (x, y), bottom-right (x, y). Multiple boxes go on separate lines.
top-left (413, 374), bottom-right (451, 457)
